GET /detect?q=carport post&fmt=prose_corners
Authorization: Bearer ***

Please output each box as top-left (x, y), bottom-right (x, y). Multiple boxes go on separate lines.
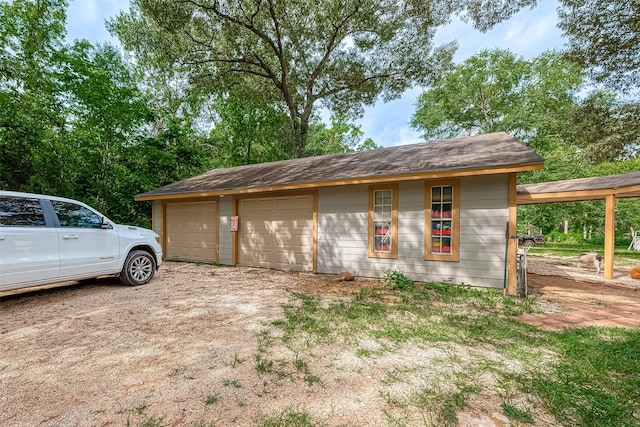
top-left (604, 195), bottom-right (615, 280)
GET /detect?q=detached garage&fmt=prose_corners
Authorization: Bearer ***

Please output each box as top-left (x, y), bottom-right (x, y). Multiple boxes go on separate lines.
top-left (138, 132), bottom-right (544, 294)
top-left (237, 194), bottom-right (315, 271)
top-left (164, 200), bottom-right (218, 262)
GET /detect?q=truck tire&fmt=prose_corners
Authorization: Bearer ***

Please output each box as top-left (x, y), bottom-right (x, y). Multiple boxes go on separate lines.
top-left (520, 239), bottom-right (535, 248)
top-left (119, 250), bottom-right (156, 286)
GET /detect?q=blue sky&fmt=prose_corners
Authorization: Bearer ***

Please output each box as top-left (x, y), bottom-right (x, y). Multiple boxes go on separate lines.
top-left (66, 0), bottom-right (565, 147)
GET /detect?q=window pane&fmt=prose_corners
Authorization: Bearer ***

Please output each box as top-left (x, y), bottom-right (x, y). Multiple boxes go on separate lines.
top-left (429, 184), bottom-right (455, 256)
top-left (52, 201), bottom-right (101, 228)
top-left (373, 189), bottom-right (393, 253)
top-left (0, 197), bottom-right (46, 227)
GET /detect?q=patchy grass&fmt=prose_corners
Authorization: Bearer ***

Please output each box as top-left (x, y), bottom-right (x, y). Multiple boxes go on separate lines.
top-left (204, 394), bottom-right (220, 405)
top-left (528, 242), bottom-right (640, 263)
top-left (257, 408), bottom-right (318, 427)
top-left (268, 269), bottom-right (640, 426)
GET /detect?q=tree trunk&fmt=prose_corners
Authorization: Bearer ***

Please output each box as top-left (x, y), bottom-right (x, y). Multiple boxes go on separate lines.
top-left (292, 109), bottom-right (311, 158)
top-left (563, 219), bottom-right (568, 234)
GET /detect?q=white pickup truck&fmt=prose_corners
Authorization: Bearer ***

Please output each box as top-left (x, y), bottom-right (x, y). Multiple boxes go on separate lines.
top-left (0, 191), bottom-right (163, 292)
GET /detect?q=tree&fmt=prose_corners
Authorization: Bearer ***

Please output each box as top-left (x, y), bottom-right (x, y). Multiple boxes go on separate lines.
top-left (60, 41), bottom-right (154, 216)
top-left (558, 0), bottom-right (640, 90)
top-left (108, 0), bottom-right (540, 158)
top-left (0, 0), bottom-right (69, 193)
top-left (208, 94), bottom-right (295, 166)
top-left (410, 49), bottom-right (584, 155)
top-left (305, 113), bottom-right (380, 156)
top-left (565, 92), bottom-right (640, 163)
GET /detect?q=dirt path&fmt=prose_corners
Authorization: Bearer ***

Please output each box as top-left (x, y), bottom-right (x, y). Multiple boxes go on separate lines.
top-left (519, 258), bottom-right (640, 331)
top-left (1, 260), bottom-right (639, 426)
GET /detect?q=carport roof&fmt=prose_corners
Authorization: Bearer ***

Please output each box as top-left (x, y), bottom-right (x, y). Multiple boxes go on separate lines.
top-left (516, 171), bottom-right (640, 204)
top-left (136, 132), bottom-right (543, 200)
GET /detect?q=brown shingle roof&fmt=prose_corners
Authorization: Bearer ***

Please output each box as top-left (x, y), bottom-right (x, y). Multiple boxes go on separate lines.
top-left (517, 171), bottom-right (640, 203)
top-left (137, 132), bottom-right (543, 199)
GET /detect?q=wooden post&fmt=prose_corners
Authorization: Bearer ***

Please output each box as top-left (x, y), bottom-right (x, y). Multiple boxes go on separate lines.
top-left (507, 173), bottom-right (518, 296)
top-left (604, 194), bottom-right (615, 280)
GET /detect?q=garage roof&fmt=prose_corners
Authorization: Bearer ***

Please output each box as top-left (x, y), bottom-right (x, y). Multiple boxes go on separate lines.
top-left (136, 132), bottom-right (543, 200)
top-left (516, 171), bottom-right (640, 204)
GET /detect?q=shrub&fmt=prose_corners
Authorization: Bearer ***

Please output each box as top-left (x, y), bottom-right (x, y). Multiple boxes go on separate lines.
top-left (381, 268), bottom-right (415, 291)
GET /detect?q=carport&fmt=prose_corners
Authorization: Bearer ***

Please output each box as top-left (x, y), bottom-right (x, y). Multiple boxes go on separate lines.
top-left (516, 171), bottom-right (640, 280)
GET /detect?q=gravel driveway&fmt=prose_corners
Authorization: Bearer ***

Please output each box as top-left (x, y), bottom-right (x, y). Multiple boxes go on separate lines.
top-left (2, 263), bottom-right (395, 426)
top-left (1, 260), bottom-right (638, 426)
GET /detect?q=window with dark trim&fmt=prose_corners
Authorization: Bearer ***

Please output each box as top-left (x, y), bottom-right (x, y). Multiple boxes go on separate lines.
top-left (368, 184), bottom-right (398, 259)
top-left (51, 201), bottom-right (102, 228)
top-left (0, 196), bottom-right (46, 227)
top-left (425, 180), bottom-right (460, 261)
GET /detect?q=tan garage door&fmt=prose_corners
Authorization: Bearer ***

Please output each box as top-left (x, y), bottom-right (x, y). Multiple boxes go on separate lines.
top-left (165, 201), bottom-right (217, 262)
top-left (238, 195), bottom-right (314, 271)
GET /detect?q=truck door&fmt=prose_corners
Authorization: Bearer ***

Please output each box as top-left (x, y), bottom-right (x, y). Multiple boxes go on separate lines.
top-left (50, 200), bottom-right (120, 279)
top-left (0, 196), bottom-right (59, 290)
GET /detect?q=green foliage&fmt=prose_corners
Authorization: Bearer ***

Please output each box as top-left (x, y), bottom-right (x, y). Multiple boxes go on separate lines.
top-left (565, 92), bottom-right (640, 163)
top-left (501, 402), bottom-right (535, 424)
top-left (558, 0), bottom-right (640, 89)
top-left (305, 113), bottom-right (381, 156)
top-left (0, 1), bottom-right (216, 226)
top-left (209, 95), bottom-right (296, 166)
top-left (527, 242), bottom-right (640, 263)
top-left (411, 49), bottom-right (583, 155)
top-left (269, 287), bottom-right (639, 426)
top-left (546, 231), bottom-right (585, 244)
top-left (584, 234), bottom-right (632, 248)
top-left (0, 0), bottom-right (69, 193)
top-left (204, 394), bottom-right (220, 405)
top-left (110, 0), bottom-right (535, 157)
top-left (258, 409), bottom-right (318, 427)
top-left (523, 327), bottom-right (640, 426)
top-left (380, 268), bottom-right (415, 291)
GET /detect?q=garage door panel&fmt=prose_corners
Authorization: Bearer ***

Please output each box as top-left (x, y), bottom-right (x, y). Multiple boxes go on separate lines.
top-left (293, 196), bottom-right (313, 210)
top-left (239, 195), bottom-right (313, 271)
top-left (259, 199), bottom-right (274, 210)
top-left (166, 201), bottom-right (217, 262)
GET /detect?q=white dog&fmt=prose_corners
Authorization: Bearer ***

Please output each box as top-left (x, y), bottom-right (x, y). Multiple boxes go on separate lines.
top-left (578, 253), bottom-right (603, 274)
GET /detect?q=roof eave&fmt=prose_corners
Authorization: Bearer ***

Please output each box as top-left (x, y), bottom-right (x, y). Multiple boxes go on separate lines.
top-left (135, 161), bottom-right (544, 201)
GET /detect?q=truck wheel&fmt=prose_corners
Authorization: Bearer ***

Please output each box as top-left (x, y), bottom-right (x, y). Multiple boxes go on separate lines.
top-left (119, 250), bottom-right (156, 286)
top-left (521, 239), bottom-right (535, 248)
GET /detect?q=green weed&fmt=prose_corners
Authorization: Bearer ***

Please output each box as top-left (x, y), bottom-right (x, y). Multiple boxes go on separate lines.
top-left (257, 408), bottom-right (318, 427)
top-left (223, 379), bottom-right (242, 388)
top-left (501, 402), bottom-right (534, 424)
top-left (204, 394), bottom-right (220, 405)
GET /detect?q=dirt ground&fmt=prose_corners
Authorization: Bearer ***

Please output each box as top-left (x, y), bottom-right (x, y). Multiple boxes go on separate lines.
top-left (522, 256), bottom-right (640, 331)
top-left (1, 259), bottom-right (639, 427)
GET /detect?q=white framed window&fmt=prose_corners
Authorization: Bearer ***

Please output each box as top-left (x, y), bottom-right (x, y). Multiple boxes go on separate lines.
top-left (425, 180), bottom-right (460, 262)
top-left (368, 184), bottom-right (398, 259)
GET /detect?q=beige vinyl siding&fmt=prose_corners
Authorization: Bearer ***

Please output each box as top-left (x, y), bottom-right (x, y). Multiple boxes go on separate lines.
top-left (317, 175), bottom-right (509, 289)
top-left (218, 196), bottom-right (233, 265)
top-left (316, 185), bottom-right (368, 270)
top-left (152, 201), bottom-right (162, 236)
